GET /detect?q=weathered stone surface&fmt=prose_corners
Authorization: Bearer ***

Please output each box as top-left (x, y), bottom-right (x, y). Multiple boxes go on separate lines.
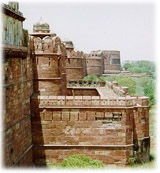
top-left (2, 2), bottom-right (33, 167)
top-left (3, 2), bottom-right (150, 167)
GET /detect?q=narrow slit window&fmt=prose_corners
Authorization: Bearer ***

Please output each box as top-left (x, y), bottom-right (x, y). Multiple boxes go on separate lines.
top-left (37, 57), bottom-right (38, 64)
top-left (49, 58), bottom-right (50, 66)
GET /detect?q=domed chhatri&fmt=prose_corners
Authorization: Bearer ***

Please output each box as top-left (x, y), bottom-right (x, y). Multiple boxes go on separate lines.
top-left (62, 38), bottom-right (74, 49)
top-left (33, 18), bottom-right (50, 33)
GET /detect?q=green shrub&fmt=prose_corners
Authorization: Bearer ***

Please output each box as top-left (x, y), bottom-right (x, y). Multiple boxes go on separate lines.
top-left (99, 76), bottom-right (106, 82)
top-left (134, 77), bottom-right (156, 107)
top-left (83, 75), bottom-right (99, 81)
top-left (144, 79), bottom-right (155, 107)
top-left (58, 154), bottom-right (105, 169)
top-left (149, 153), bottom-right (155, 161)
top-left (105, 75), bottom-right (136, 95)
top-left (128, 157), bottom-right (137, 166)
top-left (83, 75), bottom-right (105, 82)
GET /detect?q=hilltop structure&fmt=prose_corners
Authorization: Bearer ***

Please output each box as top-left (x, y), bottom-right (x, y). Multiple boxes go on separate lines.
top-left (2, 2), bottom-right (150, 167)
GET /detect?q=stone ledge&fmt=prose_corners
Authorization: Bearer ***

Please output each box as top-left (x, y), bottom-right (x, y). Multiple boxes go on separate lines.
top-left (3, 44), bottom-right (28, 58)
top-left (34, 78), bottom-right (61, 80)
top-left (35, 144), bottom-right (134, 149)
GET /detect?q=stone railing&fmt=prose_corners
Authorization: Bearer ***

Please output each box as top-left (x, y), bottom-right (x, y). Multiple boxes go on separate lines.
top-left (67, 80), bottom-right (105, 88)
top-left (31, 95), bottom-right (149, 108)
top-left (106, 81), bottom-right (128, 96)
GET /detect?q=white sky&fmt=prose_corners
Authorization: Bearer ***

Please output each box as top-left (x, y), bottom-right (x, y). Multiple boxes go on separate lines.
top-left (13, 1), bottom-right (155, 63)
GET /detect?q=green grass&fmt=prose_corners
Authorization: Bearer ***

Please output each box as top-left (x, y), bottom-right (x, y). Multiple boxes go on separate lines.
top-left (57, 154), bottom-right (105, 169)
top-left (129, 152), bottom-right (155, 169)
top-left (128, 159), bottom-right (155, 169)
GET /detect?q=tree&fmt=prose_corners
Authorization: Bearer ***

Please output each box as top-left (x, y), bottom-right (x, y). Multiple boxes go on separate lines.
top-left (123, 60), bottom-right (155, 78)
top-left (144, 79), bottom-right (155, 107)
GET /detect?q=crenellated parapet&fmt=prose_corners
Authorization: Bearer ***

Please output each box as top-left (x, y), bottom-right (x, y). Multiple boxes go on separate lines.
top-left (67, 50), bottom-right (84, 59)
top-left (65, 42), bottom-right (86, 80)
top-left (32, 36), bottom-right (66, 55)
top-left (31, 94), bottom-right (149, 108)
top-left (31, 95), bottom-right (136, 108)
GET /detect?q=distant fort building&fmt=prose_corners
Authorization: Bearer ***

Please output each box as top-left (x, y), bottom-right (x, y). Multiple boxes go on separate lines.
top-left (85, 50), bottom-right (121, 76)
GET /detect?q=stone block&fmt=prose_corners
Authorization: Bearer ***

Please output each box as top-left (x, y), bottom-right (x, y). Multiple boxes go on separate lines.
top-left (62, 112), bottom-right (70, 121)
top-left (44, 111), bottom-right (52, 121)
top-left (79, 112), bottom-right (87, 121)
top-left (53, 113), bottom-right (61, 121)
top-left (70, 112), bottom-right (79, 121)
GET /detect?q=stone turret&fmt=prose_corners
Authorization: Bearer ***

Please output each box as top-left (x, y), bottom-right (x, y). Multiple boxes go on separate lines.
top-left (31, 19), bottom-right (56, 38)
top-left (62, 38), bottom-right (74, 50)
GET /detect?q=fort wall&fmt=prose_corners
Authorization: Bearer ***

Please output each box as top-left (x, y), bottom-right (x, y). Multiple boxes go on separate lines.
top-left (3, 41), bottom-right (33, 167)
top-left (102, 51), bottom-right (121, 74)
top-left (3, 2), bottom-right (150, 167)
top-left (66, 51), bottom-right (86, 80)
top-left (2, 2), bottom-right (33, 167)
top-left (85, 56), bottom-right (103, 76)
top-left (85, 50), bottom-right (121, 76)
top-left (31, 85), bottom-right (150, 166)
top-left (31, 107), bottom-right (133, 166)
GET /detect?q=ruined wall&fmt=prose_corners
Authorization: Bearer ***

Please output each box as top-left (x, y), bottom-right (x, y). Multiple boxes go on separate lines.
top-left (66, 51), bottom-right (86, 80)
top-left (30, 106), bottom-right (134, 166)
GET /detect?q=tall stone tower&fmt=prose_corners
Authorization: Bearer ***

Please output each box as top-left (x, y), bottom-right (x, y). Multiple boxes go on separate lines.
top-left (63, 39), bottom-right (86, 80)
top-left (30, 20), bottom-right (67, 95)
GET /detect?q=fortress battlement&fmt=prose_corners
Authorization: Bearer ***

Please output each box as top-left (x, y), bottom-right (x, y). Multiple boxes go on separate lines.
top-left (2, 2), bottom-right (150, 167)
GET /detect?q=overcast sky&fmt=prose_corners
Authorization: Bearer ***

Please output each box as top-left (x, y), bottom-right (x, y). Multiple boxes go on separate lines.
top-left (18, 2), bottom-right (155, 63)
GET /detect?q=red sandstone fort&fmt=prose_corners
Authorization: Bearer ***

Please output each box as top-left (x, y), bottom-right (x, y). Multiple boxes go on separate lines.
top-left (2, 2), bottom-right (150, 167)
